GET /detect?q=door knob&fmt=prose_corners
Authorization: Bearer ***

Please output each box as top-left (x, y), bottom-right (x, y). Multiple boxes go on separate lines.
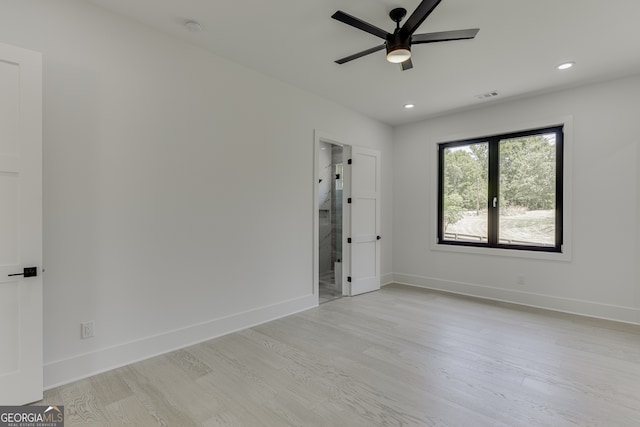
top-left (8, 267), bottom-right (38, 278)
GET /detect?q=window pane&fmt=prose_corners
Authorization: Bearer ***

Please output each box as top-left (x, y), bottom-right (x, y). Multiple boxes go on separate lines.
top-left (442, 142), bottom-right (488, 243)
top-left (498, 133), bottom-right (556, 247)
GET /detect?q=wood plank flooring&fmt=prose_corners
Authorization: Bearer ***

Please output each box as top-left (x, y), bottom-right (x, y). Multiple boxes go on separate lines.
top-left (37, 284), bottom-right (640, 426)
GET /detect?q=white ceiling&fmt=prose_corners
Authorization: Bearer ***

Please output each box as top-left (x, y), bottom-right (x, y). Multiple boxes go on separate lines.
top-left (85, 0), bottom-right (640, 126)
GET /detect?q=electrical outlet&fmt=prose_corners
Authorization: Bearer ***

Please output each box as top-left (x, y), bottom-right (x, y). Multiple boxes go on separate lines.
top-left (81, 321), bottom-right (95, 339)
top-left (517, 275), bottom-right (526, 285)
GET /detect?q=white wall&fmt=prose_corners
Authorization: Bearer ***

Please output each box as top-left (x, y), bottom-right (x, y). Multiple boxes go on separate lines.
top-left (393, 75), bottom-right (640, 325)
top-left (0, 0), bottom-right (393, 388)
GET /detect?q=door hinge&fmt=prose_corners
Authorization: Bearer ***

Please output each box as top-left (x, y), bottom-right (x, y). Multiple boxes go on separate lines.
top-left (347, 276), bottom-right (352, 283)
top-left (347, 198), bottom-right (352, 204)
top-left (347, 158), bottom-right (352, 165)
top-left (347, 237), bottom-right (352, 244)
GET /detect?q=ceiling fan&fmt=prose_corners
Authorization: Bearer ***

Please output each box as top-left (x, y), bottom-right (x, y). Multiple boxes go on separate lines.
top-left (332, 0), bottom-right (479, 71)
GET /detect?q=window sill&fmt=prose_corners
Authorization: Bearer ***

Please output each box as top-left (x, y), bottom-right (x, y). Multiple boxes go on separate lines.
top-left (432, 241), bottom-right (572, 262)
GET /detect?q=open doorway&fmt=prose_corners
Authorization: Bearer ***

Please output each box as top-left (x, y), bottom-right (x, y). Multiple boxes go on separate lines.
top-left (318, 141), bottom-right (344, 303)
top-left (314, 133), bottom-right (381, 303)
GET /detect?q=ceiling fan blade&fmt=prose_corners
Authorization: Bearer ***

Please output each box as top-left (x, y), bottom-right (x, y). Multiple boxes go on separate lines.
top-left (412, 29), bottom-right (479, 44)
top-left (401, 0), bottom-right (442, 36)
top-left (332, 11), bottom-right (389, 39)
top-left (335, 44), bottom-right (386, 64)
top-left (401, 58), bottom-right (413, 71)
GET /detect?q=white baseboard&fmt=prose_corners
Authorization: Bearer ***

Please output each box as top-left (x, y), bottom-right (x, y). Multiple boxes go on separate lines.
top-left (381, 273), bottom-right (394, 287)
top-left (392, 273), bottom-right (640, 326)
top-left (44, 294), bottom-right (317, 390)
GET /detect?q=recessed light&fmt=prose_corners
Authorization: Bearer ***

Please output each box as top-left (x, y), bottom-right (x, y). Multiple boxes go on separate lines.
top-left (184, 20), bottom-right (203, 32)
top-left (557, 61), bottom-right (575, 70)
top-left (404, 104), bottom-right (415, 109)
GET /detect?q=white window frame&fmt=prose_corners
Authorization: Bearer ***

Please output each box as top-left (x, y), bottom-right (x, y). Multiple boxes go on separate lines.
top-left (429, 116), bottom-right (573, 262)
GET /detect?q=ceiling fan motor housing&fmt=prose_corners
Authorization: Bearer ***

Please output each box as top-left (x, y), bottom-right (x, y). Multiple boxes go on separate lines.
top-left (386, 32), bottom-right (411, 62)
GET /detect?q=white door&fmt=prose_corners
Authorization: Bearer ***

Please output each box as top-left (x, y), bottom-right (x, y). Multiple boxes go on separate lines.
top-left (0, 42), bottom-right (43, 405)
top-left (348, 146), bottom-right (380, 296)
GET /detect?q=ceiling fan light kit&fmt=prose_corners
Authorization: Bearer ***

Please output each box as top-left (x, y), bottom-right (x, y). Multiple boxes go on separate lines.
top-left (332, 0), bottom-right (479, 71)
top-left (387, 47), bottom-right (411, 63)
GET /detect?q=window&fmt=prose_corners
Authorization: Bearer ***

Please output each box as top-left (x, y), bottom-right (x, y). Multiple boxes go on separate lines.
top-left (438, 125), bottom-right (563, 252)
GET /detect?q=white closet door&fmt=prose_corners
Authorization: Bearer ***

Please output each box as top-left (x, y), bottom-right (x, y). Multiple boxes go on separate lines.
top-left (0, 42), bottom-right (43, 405)
top-left (349, 146), bottom-right (380, 296)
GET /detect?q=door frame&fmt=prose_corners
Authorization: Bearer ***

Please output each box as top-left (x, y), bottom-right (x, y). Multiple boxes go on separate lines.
top-left (313, 131), bottom-right (351, 301)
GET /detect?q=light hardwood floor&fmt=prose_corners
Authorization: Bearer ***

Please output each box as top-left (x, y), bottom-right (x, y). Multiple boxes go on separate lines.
top-left (38, 284), bottom-right (640, 426)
